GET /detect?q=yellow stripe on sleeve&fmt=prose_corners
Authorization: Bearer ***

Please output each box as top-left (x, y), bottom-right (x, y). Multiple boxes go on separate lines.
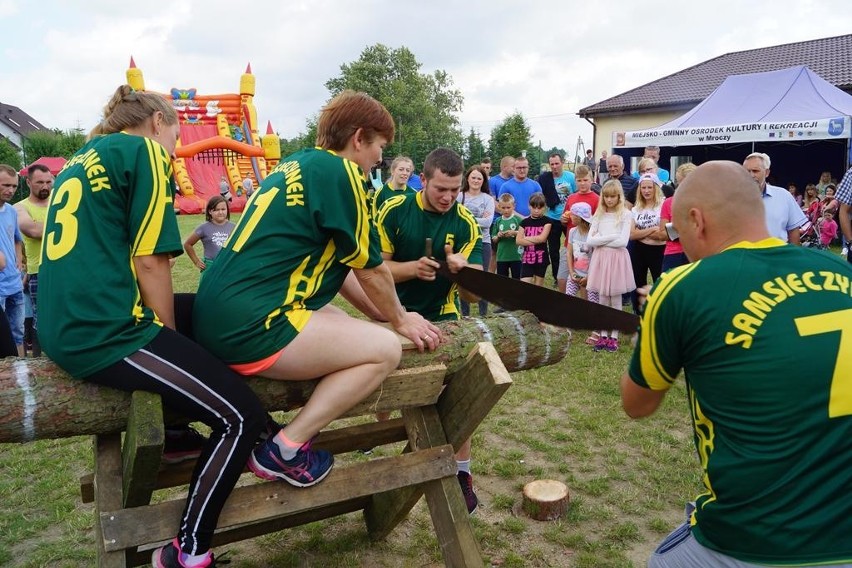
top-left (339, 159), bottom-right (371, 267)
top-left (456, 206), bottom-right (482, 259)
top-left (375, 195), bottom-right (407, 254)
top-left (639, 262), bottom-right (699, 389)
top-left (131, 140), bottom-right (170, 256)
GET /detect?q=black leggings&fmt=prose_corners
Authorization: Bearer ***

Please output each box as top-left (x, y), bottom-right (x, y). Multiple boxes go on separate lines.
top-left (84, 295), bottom-right (265, 555)
top-left (630, 241), bottom-right (665, 313)
top-left (547, 218), bottom-right (564, 279)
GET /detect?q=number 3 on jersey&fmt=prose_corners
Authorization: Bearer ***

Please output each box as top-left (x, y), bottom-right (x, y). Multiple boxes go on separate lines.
top-left (45, 178), bottom-right (83, 261)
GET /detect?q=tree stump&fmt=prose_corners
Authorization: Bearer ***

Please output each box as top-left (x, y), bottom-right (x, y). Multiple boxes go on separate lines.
top-left (521, 480), bottom-right (569, 521)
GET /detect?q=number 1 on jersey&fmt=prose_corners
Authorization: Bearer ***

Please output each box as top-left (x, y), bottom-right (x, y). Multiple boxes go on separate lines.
top-left (230, 187), bottom-right (280, 252)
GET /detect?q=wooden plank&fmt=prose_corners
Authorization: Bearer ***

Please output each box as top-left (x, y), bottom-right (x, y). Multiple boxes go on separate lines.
top-left (314, 417), bottom-right (407, 454)
top-left (363, 344), bottom-right (510, 544)
top-left (362, 446), bottom-right (421, 541)
top-left (422, 476), bottom-right (483, 567)
top-left (121, 391), bottom-right (164, 508)
top-left (93, 433), bottom-right (128, 568)
top-left (438, 342), bottom-right (512, 450)
top-left (410, 407), bottom-right (483, 567)
top-left (340, 365), bottom-right (445, 418)
top-left (363, 401), bottom-right (462, 541)
top-left (80, 418), bottom-right (410, 502)
top-left (100, 445), bottom-right (456, 552)
top-left (124, 499), bottom-right (370, 567)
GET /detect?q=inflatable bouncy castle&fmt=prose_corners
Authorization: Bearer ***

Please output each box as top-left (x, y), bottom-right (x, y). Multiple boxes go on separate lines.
top-left (126, 57), bottom-right (281, 213)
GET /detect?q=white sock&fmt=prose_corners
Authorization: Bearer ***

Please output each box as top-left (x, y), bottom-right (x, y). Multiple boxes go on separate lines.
top-left (456, 459), bottom-right (471, 474)
top-left (179, 550), bottom-right (212, 567)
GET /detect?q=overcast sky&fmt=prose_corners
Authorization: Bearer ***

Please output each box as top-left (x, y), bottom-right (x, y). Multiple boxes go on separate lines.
top-left (2, 0), bottom-right (850, 154)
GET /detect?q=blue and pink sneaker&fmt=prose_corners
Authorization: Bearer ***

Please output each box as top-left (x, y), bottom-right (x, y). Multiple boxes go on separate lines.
top-left (248, 437), bottom-right (333, 488)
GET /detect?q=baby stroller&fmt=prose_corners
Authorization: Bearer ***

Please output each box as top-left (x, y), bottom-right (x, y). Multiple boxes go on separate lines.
top-left (800, 201), bottom-right (822, 248)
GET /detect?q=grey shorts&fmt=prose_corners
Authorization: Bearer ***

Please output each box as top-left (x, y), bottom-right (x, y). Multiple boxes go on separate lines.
top-left (649, 521), bottom-right (852, 568)
top-left (556, 246), bottom-right (571, 280)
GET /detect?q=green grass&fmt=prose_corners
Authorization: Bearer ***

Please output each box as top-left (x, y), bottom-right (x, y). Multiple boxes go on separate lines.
top-left (0, 213), bottom-right (703, 566)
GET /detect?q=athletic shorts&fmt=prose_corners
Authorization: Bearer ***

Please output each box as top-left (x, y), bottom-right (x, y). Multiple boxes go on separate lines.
top-left (521, 262), bottom-right (548, 279)
top-left (229, 347), bottom-right (285, 376)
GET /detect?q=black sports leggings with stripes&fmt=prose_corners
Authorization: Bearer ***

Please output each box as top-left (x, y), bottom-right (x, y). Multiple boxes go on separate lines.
top-left (83, 294), bottom-right (266, 555)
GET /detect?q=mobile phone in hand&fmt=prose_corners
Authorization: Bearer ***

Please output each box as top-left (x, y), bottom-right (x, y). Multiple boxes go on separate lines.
top-left (665, 222), bottom-right (679, 241)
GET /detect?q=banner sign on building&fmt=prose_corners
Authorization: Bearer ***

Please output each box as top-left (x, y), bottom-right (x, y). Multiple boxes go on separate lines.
top-left (613, 116), bottom-right (850, 148)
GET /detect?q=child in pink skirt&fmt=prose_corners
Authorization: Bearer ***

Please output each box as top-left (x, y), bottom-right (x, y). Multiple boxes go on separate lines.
top-left (585, 180), bottom-right (636, 352)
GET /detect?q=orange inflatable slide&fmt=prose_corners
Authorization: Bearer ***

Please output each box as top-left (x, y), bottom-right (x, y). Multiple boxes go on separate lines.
top-left (125, 58), bottom-right (281, 214)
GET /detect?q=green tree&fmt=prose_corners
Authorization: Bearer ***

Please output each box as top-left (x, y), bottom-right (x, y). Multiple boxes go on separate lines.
top-left (324, 44), bottom-right (464, 170)
top-left (464, 128), bottom-right (486, 164)
top-left (23, 129), bottom-right (86, 162)
top-left (488, 113), bottom-right (533, 169)
top-left (0, 138), bottom-right (22, 170)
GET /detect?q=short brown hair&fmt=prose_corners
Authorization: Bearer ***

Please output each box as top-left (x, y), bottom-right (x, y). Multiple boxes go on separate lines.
top-left (423, 148), bottom-right (463, 180)
top-left (315, 90), bottom-right (395, 152)
top-left (27, 163), bottom-right (51, 177)
top-left (529, 192), bottom-right (546, 208)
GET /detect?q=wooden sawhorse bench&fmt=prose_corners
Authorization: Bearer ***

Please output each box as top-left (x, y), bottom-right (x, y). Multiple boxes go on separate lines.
top-left (1, 312), bottom-right (570, 566)
top-left (82, 342), bottom-right (510, 567)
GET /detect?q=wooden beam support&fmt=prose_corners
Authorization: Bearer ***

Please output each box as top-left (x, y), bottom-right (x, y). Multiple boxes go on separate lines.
top-left (124, 499), bottom-right (371, 567)
top-left (121, 391), bottom-right (164, 508)
top-left (93, 433), bottom-right (128, 568)
top-left (80, 418), bottom-right (410, 503)
top-left (438, 342), bottom-right (512, 451)
top-left (100, 445), bottom-right (456, 552)
top-left (409, 406), bottom-right (483, 567)
top-left (363, 343), bottom-right (511, 545)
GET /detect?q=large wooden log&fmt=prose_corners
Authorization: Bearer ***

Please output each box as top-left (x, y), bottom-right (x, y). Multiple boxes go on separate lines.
top-left (0, 312), bottom-right (569, 443)
top-left (400, 311), bottom-right (570, 375)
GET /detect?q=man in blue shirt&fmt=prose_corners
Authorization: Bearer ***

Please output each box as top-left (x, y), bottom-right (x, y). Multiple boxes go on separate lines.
top-left (498, 157), bottom-right (542, 217)
top-left (489, 156), bottom-right (515, 196)
top-left (743, 152), bottom-right (806, 244)
top-left (632, 145), bottom-right (670, 183)
top-left (0, 164), bottom-right (25, 356)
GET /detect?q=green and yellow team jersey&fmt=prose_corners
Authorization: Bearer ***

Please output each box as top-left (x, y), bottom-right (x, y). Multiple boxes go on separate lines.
top-left (371, 182), bottom-right (416, 220)
top-left (38, 133), bottom-right (182, 378)
top-left (629, 238), bottom-right (852, 565)
top-left (193, 148), bottom-right (383, 364)
top-left (376, 192), bottom-right (482, 322)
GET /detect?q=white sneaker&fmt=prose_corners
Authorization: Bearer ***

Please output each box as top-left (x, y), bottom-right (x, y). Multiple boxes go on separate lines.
top-left (842, 247), bottom-right (848, 257)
